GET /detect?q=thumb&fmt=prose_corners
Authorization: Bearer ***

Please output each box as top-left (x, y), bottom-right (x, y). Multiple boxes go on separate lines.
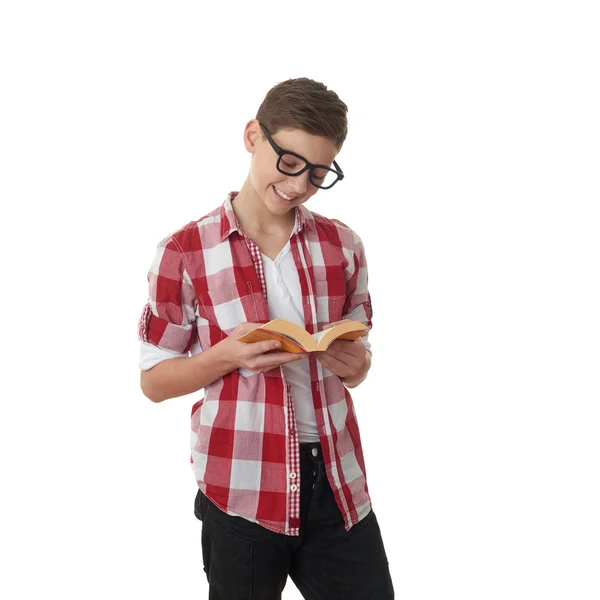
top-left (260, 340), bottom-right (282, 354)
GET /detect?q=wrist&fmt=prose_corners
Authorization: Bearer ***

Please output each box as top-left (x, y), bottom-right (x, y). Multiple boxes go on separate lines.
top-left (215, 338), bottom-right (239, 372)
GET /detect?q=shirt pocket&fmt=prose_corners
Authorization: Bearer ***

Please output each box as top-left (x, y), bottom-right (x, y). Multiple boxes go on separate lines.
top-left (314, 276), bottom-right (347, 324)
top-left (200, 281), bottom-right (262, 332)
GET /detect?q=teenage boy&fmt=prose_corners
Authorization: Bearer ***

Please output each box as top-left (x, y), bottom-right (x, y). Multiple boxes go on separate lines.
top-left (138, 77), bottom-right (394, 599)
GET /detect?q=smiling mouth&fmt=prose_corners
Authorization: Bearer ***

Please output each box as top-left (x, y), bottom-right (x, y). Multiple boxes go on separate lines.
top-left (273, 185), bottom-right (298, 201)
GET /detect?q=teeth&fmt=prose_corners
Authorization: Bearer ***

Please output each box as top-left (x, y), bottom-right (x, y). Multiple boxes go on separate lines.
top-left (274, 186), bottom-right (294, 201)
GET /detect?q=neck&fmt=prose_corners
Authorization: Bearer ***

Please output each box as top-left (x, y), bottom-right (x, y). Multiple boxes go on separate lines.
top-left (232, 178), bottom-right (296, 235)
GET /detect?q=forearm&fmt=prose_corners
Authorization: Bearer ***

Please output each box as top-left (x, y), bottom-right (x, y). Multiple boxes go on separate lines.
top-left (141, 340), bottom-right (237, 403)
top-left (342, 351), bottom-right (372, 389)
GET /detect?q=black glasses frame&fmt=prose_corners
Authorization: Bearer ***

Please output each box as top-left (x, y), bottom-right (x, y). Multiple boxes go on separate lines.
top-left (258, 122), bottom-right (344, 190)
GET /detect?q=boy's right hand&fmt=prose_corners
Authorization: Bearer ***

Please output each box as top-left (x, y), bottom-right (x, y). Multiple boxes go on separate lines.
top-left (222, 322), bottom-right (309, 375)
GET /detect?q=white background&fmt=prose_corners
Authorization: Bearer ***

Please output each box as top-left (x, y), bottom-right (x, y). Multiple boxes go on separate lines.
top-left (1, 1), bottom-right (599, 598)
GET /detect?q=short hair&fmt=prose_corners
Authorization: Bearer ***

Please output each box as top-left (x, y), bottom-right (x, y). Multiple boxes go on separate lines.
top-left (255, 77), bottom-right (349, 151)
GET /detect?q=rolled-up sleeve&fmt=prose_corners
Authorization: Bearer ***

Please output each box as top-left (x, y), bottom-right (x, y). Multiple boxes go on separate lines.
top-left (342, 230), bottom-right (373, 355)
top-left (137, 235), bottom-right (197, 357)
top-left (138, 340), bottom-right (190, 371)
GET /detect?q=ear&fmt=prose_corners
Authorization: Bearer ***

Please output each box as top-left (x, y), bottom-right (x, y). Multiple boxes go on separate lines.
top-left (243, 119), bottom-right (262, 153)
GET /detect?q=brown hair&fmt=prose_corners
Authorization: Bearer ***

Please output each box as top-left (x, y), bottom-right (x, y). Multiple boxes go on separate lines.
top-left (255, 77), bottom-right (349, 151)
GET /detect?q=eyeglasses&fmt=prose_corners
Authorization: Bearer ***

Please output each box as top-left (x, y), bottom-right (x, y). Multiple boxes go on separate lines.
top-left (259, 122), bottom-right (344, 190)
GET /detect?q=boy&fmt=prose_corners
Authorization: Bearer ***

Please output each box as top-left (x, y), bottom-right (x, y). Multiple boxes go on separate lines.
top-left (138, 77), bottom-right (394, 599)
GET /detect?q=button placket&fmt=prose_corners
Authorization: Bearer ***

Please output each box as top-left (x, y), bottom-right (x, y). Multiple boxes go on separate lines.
top-left (273, 263), bottom-right (288, 299)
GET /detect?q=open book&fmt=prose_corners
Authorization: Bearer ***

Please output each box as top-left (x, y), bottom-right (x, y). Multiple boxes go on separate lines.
top-left (236, 318), bottom-right (369, 353)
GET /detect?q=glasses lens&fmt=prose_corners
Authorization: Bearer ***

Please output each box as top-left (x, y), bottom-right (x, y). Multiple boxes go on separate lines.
top-left (279, 153), bottom-right (307, 175)
top-left (310, 166), bottom-right (339, 189)
top-left (278, 154), bottom-right (340, 189)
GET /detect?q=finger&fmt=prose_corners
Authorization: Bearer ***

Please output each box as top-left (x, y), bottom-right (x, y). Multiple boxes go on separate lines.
top-left (317, 352), bottom-right (348, 371)
top-left (325, 343), bottom-right (363, 360)
top-left (280, 352), bottom-right (310, 364)
top-left (245, 340), bottom-right (282, 355)
top-left (259, 354), bottom-right (307, 373)
top-left (253, 351), bottom-right (307, 370)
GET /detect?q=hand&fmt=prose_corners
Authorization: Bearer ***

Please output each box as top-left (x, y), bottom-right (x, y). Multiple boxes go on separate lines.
top-left (221, 322), bottom-right (309, 375)
top-left (314, 320), bottom-right (368, 379)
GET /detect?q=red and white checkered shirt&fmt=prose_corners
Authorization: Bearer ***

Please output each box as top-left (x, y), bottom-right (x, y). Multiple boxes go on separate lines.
top-left (138, 191), bottom-right (374, 536)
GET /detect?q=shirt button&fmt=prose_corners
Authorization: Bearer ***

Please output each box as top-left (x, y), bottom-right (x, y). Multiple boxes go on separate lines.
top-left (290, 484), bottom-right (298, 492)
top-left (289, 472), bottom-right (297, 479)
top-left (311, 447), bottom-right (318, 457)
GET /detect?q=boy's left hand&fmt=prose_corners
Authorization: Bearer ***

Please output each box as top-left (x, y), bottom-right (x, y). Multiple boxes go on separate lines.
top-left (314, 320), bottom-right (368, 379)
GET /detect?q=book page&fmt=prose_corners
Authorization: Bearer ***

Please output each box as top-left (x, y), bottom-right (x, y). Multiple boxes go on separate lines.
top-left (262, 318), bottom-right (316, 350)
top-left (236, 327), bottom-right (307, 352)
top-left (268, 330), bottom-right (304, 347)
top-left (316, 321), bottom-right (369, 350)
top-left (313, 329), bottom-right (329, 344)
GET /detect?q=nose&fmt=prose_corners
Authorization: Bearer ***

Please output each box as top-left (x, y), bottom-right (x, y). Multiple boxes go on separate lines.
top-left (288, 170), bottom-right (310, 195)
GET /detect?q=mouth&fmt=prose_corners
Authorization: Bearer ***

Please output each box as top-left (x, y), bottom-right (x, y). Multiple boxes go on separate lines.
top-left (272, 185), bottom-right (298, 202)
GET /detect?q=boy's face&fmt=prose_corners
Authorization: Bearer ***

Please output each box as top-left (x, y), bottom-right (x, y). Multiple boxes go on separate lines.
top-left (244, 119), bottom-right (339, 216)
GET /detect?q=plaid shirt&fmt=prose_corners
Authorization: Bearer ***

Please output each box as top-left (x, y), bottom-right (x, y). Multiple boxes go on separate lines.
top-left (138, 191), bottom-right (374, 536)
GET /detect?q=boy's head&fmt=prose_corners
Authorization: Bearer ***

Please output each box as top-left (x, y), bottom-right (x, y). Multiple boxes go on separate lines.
top-left (242, 77), bottom-right (348, 216)
top-left (256, 77), bottom-right (348, 151)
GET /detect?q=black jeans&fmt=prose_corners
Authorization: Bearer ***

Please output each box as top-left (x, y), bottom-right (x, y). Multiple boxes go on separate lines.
top-left (194, 442), bottom-right (395, 599)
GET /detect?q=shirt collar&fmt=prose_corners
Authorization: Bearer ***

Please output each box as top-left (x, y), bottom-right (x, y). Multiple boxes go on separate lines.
top-left (219, 191), bottom-right (314, 241)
